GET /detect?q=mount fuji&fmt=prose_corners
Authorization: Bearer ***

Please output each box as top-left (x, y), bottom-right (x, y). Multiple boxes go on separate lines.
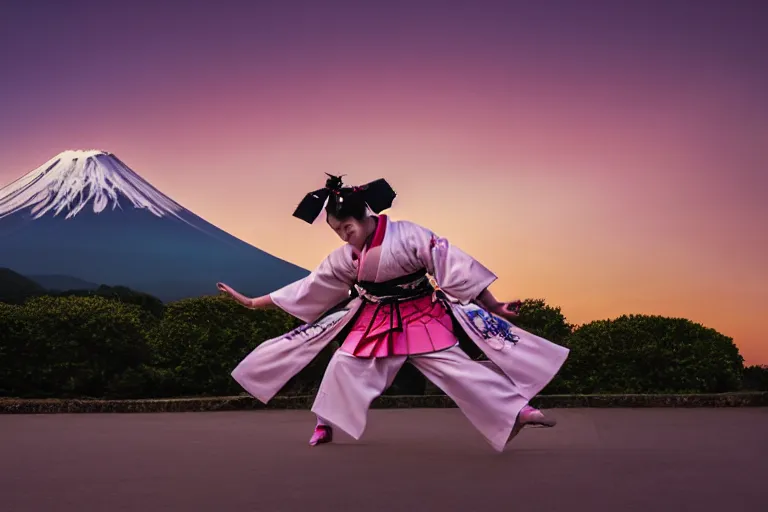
top-left (0, 150), bottom-right (308, 301)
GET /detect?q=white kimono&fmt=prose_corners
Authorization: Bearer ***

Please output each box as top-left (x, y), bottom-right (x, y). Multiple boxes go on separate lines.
top-left (232, 217), bottom-right (569, 451)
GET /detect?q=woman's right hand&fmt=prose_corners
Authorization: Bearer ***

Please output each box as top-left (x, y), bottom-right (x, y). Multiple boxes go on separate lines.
top-left (216, 282), bottom-right (252, 308)
top-left (217, 282), bottom-right (235, 295)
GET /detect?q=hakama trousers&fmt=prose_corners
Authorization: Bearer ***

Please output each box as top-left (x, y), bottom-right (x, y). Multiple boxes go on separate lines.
top-left (311, 345), bottom-right (528, 452)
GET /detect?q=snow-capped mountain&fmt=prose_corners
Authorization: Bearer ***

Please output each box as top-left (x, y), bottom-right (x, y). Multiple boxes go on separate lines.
top-left (0, 150), bottom-right (185, 220)
top-left (0, 150), bottom-right (308, 301)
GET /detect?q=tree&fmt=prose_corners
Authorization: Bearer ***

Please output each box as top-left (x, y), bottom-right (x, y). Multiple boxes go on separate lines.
top-left (51, 285), bottom-right (165, 320)
top-left (562, 314), bottom-right (744, 394)
top-left (513, 298), bottom-right (574, 345)
top-left (742, 365), bottom-right (768, 391)
top-left (0, 296), bottom-right (151, 397)
top-left (147, 295), bottom-right (309, 397)
top-left (0, 302), bottom-right (25, 394)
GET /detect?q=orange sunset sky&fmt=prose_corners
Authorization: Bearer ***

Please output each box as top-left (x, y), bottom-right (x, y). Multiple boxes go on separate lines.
top-left (1, 1), bottom-right (766, 364)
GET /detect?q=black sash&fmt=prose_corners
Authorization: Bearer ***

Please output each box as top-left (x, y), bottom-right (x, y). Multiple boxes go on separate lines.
top-left (356, 269), bottom-right (432, 299)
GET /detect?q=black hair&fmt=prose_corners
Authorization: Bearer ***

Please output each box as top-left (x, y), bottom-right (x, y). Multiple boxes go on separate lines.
top-left (325, 189), bottom-right (369, 221)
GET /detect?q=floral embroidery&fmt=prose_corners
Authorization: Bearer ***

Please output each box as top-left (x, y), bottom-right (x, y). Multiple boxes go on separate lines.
top-left (464, 307), bottom-right (519, 345)
top-left (285, 309), bottom-right (348, 341)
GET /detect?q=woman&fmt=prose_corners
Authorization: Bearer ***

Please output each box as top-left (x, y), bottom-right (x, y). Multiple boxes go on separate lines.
top-left (218, 175), bottom-right (569, 452)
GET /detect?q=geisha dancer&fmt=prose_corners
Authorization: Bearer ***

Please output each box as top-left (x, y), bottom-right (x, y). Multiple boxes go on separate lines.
top-left (217, 175), bottom-right (569, 452)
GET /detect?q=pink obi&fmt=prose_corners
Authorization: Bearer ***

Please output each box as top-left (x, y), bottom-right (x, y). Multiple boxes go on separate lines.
top-left (339, 294), bottom-right (458, 358)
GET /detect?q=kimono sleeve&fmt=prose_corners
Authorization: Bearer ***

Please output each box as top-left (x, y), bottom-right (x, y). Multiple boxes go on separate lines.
top-left (403, 220), bottom-right (497, 305)
top-left (269, 244), bottom-right (357, 323)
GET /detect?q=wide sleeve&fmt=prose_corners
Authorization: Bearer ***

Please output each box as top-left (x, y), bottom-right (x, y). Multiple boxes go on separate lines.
top-left (269, 245), bottom-right (357, 323)
top-left (403, 220), bottom-right (497, 305)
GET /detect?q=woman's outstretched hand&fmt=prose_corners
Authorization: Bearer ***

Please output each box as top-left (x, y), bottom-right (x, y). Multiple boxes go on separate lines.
top-left (216, 282), bottom-right (253, 308)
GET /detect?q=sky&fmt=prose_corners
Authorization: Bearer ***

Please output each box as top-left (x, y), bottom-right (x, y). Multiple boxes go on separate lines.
top-left (1, 0), bottom-right (766, 364)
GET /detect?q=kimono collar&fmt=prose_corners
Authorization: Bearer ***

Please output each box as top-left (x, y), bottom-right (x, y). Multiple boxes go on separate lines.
top-left (366, 215), bottom-right (387, 250)
top-left (352, 215), bottom-right (387, 261)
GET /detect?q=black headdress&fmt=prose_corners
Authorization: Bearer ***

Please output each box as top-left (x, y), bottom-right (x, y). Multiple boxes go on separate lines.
top-left (292, 173), bottom-right (397, 224)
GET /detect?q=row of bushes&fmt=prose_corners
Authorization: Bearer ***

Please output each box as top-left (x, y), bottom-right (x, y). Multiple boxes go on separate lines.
top-left (0, 294), bottom-right (764, 399)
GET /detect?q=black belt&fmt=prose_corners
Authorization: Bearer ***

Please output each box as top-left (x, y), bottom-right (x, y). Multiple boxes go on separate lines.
top-left (356, 269), bottom-right (428, 297)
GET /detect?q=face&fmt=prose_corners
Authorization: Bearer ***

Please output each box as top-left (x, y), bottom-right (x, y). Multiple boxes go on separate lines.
top-left (327, 213), bottom-right (371, 250)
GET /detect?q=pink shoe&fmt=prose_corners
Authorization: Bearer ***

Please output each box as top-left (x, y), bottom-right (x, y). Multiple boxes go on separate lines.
top-left (309, 425), bottom-right (333, 446)
top-left (518, 405), bottom-right (557, 427)
top-left (506, 405), bottom-right (556, 446)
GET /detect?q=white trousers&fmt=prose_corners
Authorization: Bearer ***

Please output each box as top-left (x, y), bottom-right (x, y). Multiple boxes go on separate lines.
top-left (311, 345), bottom-right (528, 452)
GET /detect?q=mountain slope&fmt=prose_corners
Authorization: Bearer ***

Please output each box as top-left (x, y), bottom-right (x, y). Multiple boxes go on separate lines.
top-left (0, 267), bottom-right (45, 303)
top-left (27, 274), bottom-right (100, 291)
top-left (0, 150), bottom-right (308, 301)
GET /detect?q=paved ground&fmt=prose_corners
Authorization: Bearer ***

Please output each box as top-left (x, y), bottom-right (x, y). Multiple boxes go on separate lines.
top-left (1, 408), bottom-right (767, 511)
